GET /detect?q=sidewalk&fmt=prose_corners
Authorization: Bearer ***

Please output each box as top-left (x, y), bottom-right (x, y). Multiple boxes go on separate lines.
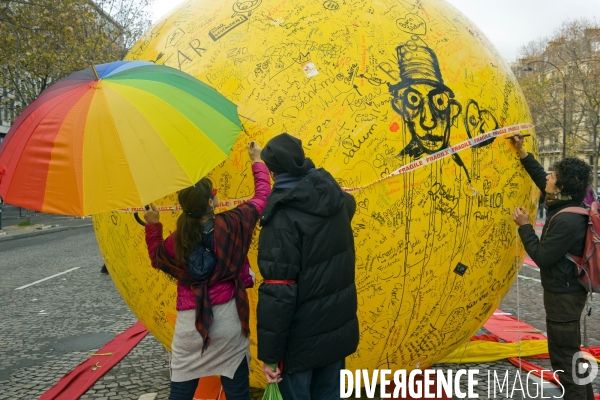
top-left (0, 208), bottom-right (94, 242)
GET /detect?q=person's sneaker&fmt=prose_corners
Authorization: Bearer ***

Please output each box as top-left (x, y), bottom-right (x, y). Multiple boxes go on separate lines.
top-left (100, 264), bottom-right (109, 274)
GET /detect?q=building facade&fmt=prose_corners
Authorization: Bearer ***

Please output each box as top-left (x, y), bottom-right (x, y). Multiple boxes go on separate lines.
top-left (512, 26), bottom-right (600, 178)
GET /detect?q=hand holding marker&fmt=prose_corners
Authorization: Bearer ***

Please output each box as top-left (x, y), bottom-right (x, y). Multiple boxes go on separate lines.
top-left (505, 133), bottom-right (531, 140)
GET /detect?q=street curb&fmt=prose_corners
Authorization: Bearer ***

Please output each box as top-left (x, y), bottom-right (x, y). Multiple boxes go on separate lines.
top-left (0, 223), bottom-right (94, 243)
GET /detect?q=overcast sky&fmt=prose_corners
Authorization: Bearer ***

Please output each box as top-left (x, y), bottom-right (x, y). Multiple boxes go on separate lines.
top-left (151, 0), bottom-right (599, 62)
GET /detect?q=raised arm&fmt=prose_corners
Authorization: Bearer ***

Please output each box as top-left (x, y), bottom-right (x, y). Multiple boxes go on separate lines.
top-left (247, 142), bottom-right (271, 214)
top-left (143, 204), bottom-right (175, 269)
top-left (509, 134), bottom-right (547, 193)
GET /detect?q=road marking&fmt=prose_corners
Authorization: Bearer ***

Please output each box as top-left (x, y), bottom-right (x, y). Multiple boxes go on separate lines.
top-left (14, 267), bottom-right (80, 290)
top-left (518, 274), bottom-right (541, 283)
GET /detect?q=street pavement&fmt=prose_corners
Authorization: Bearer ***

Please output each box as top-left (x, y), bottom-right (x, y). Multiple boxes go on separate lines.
top-left (0, 204), bottom-right (93, 242)
top-left (1, 204), bottom-right (73, 227)
top-left (0, 215), bottom-right (599, 399)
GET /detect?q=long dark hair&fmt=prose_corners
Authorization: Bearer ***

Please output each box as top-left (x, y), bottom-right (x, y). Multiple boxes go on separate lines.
top-left (175, 178), bottom-right (213, 265)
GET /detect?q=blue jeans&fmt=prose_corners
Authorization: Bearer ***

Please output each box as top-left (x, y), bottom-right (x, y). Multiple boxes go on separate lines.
top-left (169, 356), bottom-right (250, 400)
top-left (278, 359), bottom-right (345, 400)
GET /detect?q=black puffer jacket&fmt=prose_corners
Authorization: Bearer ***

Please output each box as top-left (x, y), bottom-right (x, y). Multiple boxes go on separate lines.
top-left (257, 168), bottom-right (359, 373)
top-left (518, 153), bottom-right (587, 294)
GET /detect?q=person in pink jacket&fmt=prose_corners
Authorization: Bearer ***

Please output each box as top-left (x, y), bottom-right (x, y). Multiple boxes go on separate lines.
top-left (583, 185), bottom-right (595, 206)
top-left (143, 142), bottom-right (270, 400)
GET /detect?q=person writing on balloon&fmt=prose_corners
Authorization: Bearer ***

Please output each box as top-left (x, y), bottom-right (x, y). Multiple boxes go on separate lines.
top-left (143, 142), bottom-right (270, 400)
top-left (510, 134), bottom-right (594, 400)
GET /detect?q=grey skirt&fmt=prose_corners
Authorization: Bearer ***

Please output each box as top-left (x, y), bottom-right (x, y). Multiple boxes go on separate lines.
top-left (170, 299), bottom-right (250, 382)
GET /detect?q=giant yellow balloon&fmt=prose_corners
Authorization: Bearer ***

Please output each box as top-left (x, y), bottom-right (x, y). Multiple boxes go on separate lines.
top-left (93, 0), bottom-right (538, 386)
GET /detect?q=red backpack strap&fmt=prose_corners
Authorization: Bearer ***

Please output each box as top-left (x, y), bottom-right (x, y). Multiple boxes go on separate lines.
top-left (548, 207), bottom-right (589, 225)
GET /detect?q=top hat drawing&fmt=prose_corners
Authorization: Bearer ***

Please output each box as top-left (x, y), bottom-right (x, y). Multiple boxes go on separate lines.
top-left (388, 45), bottom-right (453, 95)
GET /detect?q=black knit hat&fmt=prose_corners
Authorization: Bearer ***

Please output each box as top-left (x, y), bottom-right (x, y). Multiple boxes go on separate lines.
top-left (261, 133), bottom-right (315, 176)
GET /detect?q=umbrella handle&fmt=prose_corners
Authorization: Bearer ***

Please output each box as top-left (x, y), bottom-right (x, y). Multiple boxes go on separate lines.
top-left (133, 212), bottom-right (146, 226)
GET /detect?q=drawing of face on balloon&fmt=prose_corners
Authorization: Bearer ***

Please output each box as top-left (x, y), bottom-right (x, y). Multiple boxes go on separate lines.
top-left (465, 99), bottom-right (500, 149)
top-left (232, 0), bottom-right (262, 16)
top-left (389, 45), bottom-right (462, 159)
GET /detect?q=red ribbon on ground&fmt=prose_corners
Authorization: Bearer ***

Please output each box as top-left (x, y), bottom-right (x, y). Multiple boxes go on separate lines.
top-left (484, 310), bottom-right (600, 393)
top-left (40, 321), bottom-right (148, 400)
top-left (484, 311), bottom-right (547, 342)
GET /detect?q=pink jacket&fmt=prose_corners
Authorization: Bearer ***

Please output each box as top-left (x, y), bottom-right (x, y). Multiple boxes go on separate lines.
top-left (145, 162), bottom-right (271, 310)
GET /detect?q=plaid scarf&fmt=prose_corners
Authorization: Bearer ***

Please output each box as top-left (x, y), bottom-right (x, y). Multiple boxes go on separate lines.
top-left (545, 192), bottom-right (573, 208)
top-left (154, 202), bottom-right (259, 352)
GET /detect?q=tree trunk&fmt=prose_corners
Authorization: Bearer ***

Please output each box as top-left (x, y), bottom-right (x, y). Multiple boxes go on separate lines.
top-left (595, 126), bottom-right (599, 194)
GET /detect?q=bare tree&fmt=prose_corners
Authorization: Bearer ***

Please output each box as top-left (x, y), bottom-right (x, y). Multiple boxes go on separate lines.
top-left (0, 0), bottom-right (154, 116)
top-left (514, 39), bottom-right (562, 148)
top-left (515, 19), bottom-right (600, 187)
top-left (565, 26), bottom-right (600, 189)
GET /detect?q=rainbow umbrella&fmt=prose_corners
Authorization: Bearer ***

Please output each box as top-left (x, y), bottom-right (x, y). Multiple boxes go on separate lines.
top-left (0, 61), bottom-right (243, 216)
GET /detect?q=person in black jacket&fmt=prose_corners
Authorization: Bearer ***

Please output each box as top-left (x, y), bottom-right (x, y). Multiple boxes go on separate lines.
top-left (510, 134), bottom-right (594, 400)
top-left (256, 133), bottom-right (359, 399)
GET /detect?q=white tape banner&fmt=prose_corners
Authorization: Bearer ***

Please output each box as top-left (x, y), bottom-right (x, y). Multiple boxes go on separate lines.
top-left (118, 198), bottom-right (252, 213)
top-left (117, 123), bottom-right (534, 212)
top-left (342, 122), bottom-right (534, 193)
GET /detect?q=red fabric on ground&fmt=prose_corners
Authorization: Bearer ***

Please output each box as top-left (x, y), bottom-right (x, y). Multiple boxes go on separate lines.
top-left (484, 310), bottom-right (547, 342)
top-left (470, 334), bottom-right (500, 342)
top-left (40, 322), bottom-right (148, 400)
top-left (526, 353), bottom-right (550, 359)
top-left (587, 346), bottom-right (600, 360)
top-left (481, 310), bottom-right (600, 395)
top-left (483, 311), bottom-right (562, 390)
top-left (483, 310), bottom-right (600, 355)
